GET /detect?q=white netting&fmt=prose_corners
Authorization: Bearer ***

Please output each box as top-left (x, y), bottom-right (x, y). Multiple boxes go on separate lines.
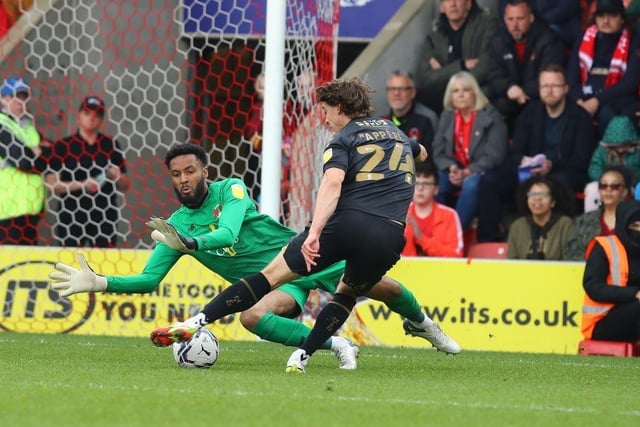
top-left (0, 0), bottom-right (339, 336)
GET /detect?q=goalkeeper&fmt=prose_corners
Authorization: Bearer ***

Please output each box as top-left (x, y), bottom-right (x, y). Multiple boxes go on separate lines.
top-left (49, 143), bottom-right (460, 369)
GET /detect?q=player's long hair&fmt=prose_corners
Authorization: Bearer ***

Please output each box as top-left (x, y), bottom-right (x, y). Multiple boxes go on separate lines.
top-left (316, 77), bottom-right (374, 118)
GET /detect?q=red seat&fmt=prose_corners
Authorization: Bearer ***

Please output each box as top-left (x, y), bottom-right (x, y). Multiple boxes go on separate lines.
top-left (466, 242), bottom-right (508, 259)
top-left (578, 339), bottom-right (640, 357)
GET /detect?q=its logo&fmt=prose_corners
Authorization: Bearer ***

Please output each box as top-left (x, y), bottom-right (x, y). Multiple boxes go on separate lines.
top-left (0, 261), bottom-right (96, 333)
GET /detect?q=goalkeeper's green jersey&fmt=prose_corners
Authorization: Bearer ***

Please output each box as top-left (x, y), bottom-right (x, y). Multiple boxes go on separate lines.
top-left (107, 178), bottom-right (343, 294)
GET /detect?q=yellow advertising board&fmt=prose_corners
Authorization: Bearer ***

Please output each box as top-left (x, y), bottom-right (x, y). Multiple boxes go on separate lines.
top-left (353, 258), bottom-right (585, 354)
top-left (0, 246), bottom-right (586, 354)
top-left (0, 246), bottom-right (257, 342)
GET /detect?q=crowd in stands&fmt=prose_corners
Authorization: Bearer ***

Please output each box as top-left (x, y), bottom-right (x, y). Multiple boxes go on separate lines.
top-left (5, 0), bottom-right (640, 263)
top-left (0, 75), bottom-right (129, 248)
top-left (392, 0), bottom-right (640, 261)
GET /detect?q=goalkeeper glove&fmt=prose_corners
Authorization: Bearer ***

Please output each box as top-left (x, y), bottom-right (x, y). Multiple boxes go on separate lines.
top-left (146, 217), bottom-right (198, 253)
top-left (49, 253), bottom-right (108, 297)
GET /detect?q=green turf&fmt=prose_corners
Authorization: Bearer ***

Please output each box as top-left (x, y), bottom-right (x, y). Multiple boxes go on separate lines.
top-left (1, 332), bottom-right (638, 427)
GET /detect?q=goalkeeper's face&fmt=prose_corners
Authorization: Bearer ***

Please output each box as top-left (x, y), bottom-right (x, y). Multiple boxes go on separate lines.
top-left (169, 154), bottom-right (209, 207)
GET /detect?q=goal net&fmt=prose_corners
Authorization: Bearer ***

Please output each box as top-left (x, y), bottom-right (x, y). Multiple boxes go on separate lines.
top-left (0, 0), bottom-right (351, 342)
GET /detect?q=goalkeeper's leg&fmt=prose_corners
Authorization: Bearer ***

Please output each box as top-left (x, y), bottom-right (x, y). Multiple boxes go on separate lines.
top-left (241, 290), bottom-right (359, 369)
top-left (150, 253), bottom-right (300, 347)
top-left (368, 276), bottom-right (460, 354)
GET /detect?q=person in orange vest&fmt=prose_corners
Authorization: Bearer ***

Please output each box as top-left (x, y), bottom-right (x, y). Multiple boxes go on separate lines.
top-left (582, 199), bottom-right (640, 341)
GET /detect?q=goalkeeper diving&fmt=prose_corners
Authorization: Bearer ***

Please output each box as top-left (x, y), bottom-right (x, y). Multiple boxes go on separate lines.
top-left (49, 143), bottom-right (460, 369)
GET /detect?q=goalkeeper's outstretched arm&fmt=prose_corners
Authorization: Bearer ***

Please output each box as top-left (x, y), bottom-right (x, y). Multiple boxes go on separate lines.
top-left (49, 245), bottom-right (181, 296)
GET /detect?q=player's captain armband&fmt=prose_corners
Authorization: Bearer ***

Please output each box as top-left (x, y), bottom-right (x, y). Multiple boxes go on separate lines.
top-left (231, 184), bottom-right (245, 199)
top-left (323, 148), bottom-right (333, 164)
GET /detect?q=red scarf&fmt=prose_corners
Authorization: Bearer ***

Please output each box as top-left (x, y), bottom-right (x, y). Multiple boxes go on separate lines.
top-left (453, 110), bottom-right (474, 168)
top-left (578, 24), bottom-right (630, 88)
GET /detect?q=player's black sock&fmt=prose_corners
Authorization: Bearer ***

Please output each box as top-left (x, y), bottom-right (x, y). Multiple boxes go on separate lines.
top-left (201, 273), bottom-right (271, 322)
top-left (300, 293), bottom-right (356, 356)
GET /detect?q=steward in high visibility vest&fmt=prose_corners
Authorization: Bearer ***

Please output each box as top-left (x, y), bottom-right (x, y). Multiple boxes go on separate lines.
top-left (582, 200), bottom-right (640, 341)
top-left (0, 76), bottom-right (46, 245)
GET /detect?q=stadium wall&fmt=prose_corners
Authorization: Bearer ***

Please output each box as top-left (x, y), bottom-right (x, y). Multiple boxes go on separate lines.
top-left (0, 246), bottom-right (585, 355)
top-left (341, 0), bottom-right (434, 115)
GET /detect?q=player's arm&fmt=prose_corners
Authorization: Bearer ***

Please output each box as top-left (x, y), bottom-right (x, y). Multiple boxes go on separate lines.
top-left (148, 180), bottom-right (252, 252)
top-left (49, 244), bottom-right (182, 296)
top-left (192, 180), bottom-right (252, 251)
top-left (411, 138), bottom-right (428, 163)
top-left (308, 167), bottom-right (344, 236)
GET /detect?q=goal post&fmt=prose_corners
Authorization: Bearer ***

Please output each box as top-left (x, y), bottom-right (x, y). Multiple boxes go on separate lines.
top-left (0, 0), bottom-right (343, 338)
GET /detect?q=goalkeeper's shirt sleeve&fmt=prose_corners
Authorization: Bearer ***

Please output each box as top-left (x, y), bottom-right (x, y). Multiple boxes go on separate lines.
top-left (105, 244), bottom-right (182, 294)
top-left (191, 180), bottom-right (254, 251)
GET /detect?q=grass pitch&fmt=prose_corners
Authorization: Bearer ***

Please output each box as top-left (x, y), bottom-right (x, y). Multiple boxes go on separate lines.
top-left (1, 333), bottom-right (638, 427)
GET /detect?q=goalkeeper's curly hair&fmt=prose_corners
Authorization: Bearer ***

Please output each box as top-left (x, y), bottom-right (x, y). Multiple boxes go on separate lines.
top-left (164, 142), bottom-right (208, 169)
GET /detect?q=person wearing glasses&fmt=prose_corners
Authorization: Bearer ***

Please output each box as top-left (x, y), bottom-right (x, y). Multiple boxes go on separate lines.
top-left (402, 162), bottom-right (464, 257)
top-left (565, 165), bottom-right (633, 260)
top-left (383, 70), bottom-right (438, 166)
top-left (506, 174), bottom-right (574, 259)
top-left (488, 0), bottom-right (565, 134)
top-left (476, 64), bottom-right (594, 242)
top-left (583, 115), bottom-right (640, 212)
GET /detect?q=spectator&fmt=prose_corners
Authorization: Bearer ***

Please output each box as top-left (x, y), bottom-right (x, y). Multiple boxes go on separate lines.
top-left (0, 76), bottom-right (47, 245)
top-left (506, 174), bottom-right (574, 259)
top-left (627, 0), bottom-right (640, 31)
top-left (432, 70), bottom-right (508, 231)
top-left (477, 64), bottom-right (594, 242)
top-left (568, 0), bottom-right (640, 138)
top-left (581, 199), bottom-right (640, 342)
top-left (565, 165), bottom-right (632, 260)
top-left (499, 1), bottom-right (582, 50)
top-left (382, 70), bottom-right (438, 165)
top-left (243, 71), bottom-right (293, 220)
top-left (402, 162), bottom-right (464, 257)
top-left (584, 115), bottom-right (640, 211)
top-left (419, 0), bottom-right (498, 115)
top-left (44, 96), bottom-right (130, 247)
top-left (244, 73), bottom-right (265, 201)
top-left (583, 0), bottom-right (639, 32)
top-left (0, 0), bottom-right (34, 40)
top-left (489, 0), bottom-right (565, 133)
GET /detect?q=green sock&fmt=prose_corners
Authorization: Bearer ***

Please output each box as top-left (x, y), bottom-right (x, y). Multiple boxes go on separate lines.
top-left (385, 281), bottom-right (425, 323)
top-left (249, 312), bottom-right (332, 349)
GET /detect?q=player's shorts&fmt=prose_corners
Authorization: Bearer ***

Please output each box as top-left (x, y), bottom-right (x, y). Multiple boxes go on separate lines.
top-left (278, 261), bottom-right (344, 310)
top-left (283, 210), bottom-right (405, 294)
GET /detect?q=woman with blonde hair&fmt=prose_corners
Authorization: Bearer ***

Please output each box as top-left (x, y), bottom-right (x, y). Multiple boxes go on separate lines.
top-left (432, 71), bottom-right (508, 230)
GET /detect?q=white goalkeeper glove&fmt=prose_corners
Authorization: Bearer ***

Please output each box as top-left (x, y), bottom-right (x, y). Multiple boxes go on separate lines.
top-left (49, 253), bottom-right (108, 297)
top-left (146, 217), bottom-right (199, 253)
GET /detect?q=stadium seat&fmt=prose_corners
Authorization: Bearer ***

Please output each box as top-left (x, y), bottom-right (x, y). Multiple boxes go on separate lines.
top-left (577, 339), bottom-right (640, 357)
top-left (466, 242), bottom-right (508, 259)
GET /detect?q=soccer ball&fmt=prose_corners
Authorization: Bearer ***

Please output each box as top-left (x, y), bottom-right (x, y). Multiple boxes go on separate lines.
top-left (172, 328), bottom-right (219, 368)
